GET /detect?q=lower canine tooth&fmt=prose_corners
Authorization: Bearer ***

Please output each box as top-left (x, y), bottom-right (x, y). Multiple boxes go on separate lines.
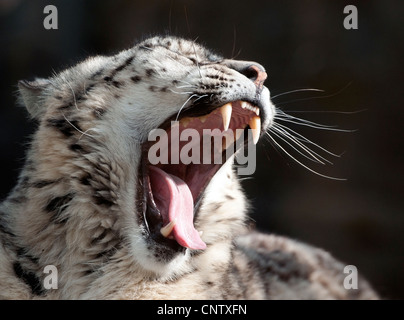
top-left (180, 117), bottom-right (191, 127)
top-left (248, 116), bottom-right (261, 144)
top-left (235, 128), bottom-right (244, 141)
top-left (160, 220), bottom-right (176, 238)
top-left (222, 132), bottom-right (234, 150)
top-left (199, 115), bottom-right (208, 123)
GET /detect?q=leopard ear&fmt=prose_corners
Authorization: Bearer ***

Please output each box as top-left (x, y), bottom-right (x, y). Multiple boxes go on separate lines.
top-left (18, 78), bottom-right (50, 119)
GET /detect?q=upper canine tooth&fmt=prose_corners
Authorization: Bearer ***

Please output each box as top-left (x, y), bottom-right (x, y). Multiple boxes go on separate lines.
top-left (220, 103), bottom-right (232, 131)
top-left (248, 116), bottom-right (261, 144)
top-left (160, 220), bottom-right (176, 238)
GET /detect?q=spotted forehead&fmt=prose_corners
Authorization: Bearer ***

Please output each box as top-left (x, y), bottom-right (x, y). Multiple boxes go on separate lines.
top-left (137, 36), bottom-right (222, 62)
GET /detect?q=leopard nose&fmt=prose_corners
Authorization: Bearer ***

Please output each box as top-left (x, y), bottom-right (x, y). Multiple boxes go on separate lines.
top-left (222, 59), bottom-right (268, 89)
top-left (243, 64), bottom-right (267, 89)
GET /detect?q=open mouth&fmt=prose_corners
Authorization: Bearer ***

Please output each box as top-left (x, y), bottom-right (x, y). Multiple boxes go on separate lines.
top-left (138, 100), bottom-right (262, 252)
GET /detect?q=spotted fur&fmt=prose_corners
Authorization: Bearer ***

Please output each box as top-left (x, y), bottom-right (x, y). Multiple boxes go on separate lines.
top-left (0, 36), bottom-right (377, 299)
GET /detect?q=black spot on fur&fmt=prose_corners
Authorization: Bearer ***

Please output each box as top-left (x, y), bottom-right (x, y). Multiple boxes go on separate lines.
top-left (95, 247), bottom-right (117, 260)
top-left (209, 203), bottom-right (222, 212)
top-left (115, 56), bottom-right (135, 72)
top-left (45, 193), bottom-right (74, 223)
top-left (74, 93), bottom-right (86, 103)
top-left (84, 269), bottom-right (95, 276)
top-left (131, 75), bottom-right (141, 83)
top-left (145, 68), bottom-right (155, 77)
top-left (112, 80), bottom-right (122, 88)
top-left (90, 229), bottom-right (108, 245)
top-left (84, 83), bottom-right (95, 95)
top-left (45, 195), bottom-right (71, 212)
top-left (104, 76), bottom-right (113, 82)
top-left (13, 262), bottom-right (44, 296)
top-left (93, 194), bottom-right (114, 207)
top-left (31, 180), bottom-right (58, 188)
top-left (17, 248), bottom-right (39, 265)
top-left (93, 108), bottom-right (106, 119)
top-left (172, 80), bottom-right (179, 85)
top-left (90, 68), bottom-right (105, 80)
top-left (57, 103), bottom-right (73, 111)
top-left (225, 194), bottom-right (235, 200)
top-left (47, 118), bottom-right (83, 138)
top-left (115, 65), bottom-right (126, 73)
top-left (79, 174), bottom-right (92, 186)
top-left (70, 144), bottom-right (83, 152)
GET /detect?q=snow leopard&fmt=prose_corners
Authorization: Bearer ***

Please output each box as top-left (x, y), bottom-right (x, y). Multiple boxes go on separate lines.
top-left (0, 36), bottom-right (377, 299)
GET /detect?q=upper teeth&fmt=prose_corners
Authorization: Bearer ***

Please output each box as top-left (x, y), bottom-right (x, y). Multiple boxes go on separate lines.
top-left (178, 101), bottom-right (262, 144)
top-left (241, 101), bottom-right (260, 116)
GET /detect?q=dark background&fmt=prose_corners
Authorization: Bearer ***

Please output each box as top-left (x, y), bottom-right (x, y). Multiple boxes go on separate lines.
top-left (0, 0), bottom-right (403, 299)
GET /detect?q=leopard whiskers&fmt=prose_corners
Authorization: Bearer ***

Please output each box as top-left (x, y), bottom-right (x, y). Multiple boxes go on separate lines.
top-left (169, 89), bottom-right (195, 95)
top-left (272, 82), bottom-right (352, 106)
top-left (273, 122), bottom-right (343, 158)
top-left (265, 129), bottom-right (346, 181)
top-left (271, 88), bottom-right (324, 100)
top-left (282, 109), bottom-right (367, 115)
top-left (191, 38), bottom-right (203, 79)
top-left (270, 125), bottom-right (330, 165)
top-left (265, 109), bottom-right (350, 180)
top-left (175, 85), bottom-right (198, 90)
top-left (66, 81), bottom-right (80, 111)
top-left (274, 109), bottom-right (355, 133)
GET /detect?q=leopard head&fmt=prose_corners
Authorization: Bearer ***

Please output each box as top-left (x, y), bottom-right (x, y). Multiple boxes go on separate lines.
top-left (17, 36), bottom-right (275, 279)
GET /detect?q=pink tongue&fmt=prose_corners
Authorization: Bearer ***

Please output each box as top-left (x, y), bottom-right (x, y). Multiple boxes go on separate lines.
top-left (148, 166), bottom-right (206, 250)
